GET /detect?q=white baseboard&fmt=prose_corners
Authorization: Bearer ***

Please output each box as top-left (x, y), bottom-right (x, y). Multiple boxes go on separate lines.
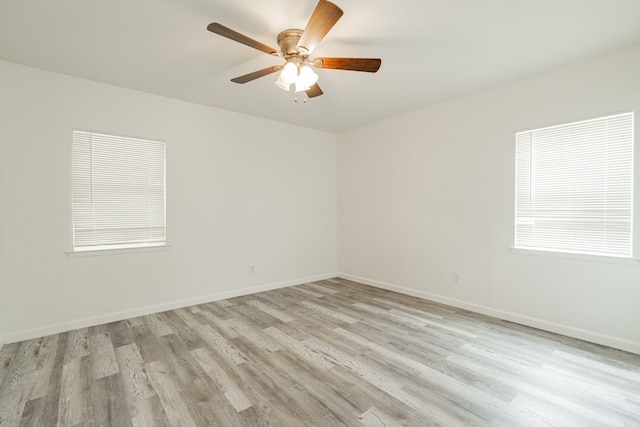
top-left (338, 273), bottom-right (640, 355)
top-left (3, 272), bottom-right (337, 344)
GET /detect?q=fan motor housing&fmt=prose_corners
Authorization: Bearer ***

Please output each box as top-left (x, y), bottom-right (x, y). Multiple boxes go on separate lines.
top-left (277, 29), bottom-right (304, 56)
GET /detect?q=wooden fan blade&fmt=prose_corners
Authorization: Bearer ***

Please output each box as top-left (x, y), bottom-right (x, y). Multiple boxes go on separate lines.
top-left (297, 0), bottom-right (344, 55)
top-left (305, 83), bottom-right (324, 98)
top-left (231, 66), bottom-right (282, 84)
top-left (314, 57), bottom-right (381, 73)
top-left (207, 23), bottom-right (279, 55)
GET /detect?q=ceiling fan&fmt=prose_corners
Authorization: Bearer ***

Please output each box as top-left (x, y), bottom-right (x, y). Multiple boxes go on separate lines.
top-left (207, 0), bottom-right (381, 99)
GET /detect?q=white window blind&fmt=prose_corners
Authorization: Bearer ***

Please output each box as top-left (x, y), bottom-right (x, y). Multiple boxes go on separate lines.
top-left (515, 112), bottom-right (634, 258)
top-left (72, 130), bottom-right (166, 251)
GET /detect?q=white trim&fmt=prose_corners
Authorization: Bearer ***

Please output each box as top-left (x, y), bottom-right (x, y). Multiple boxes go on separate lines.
top-left (67, 244), bottom-right (171, 257)
top-left (2, 272), bottom-right (337, 344)
top-left (510, 247), bottom-right (640, 265)
top-left (338, 272), bottom-right (640, 355)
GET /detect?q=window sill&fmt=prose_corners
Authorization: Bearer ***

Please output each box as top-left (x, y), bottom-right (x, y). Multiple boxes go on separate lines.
top-left (67, 244), bottom-right (171, 258)
top-left (509, 247), bottom-right (639, 265)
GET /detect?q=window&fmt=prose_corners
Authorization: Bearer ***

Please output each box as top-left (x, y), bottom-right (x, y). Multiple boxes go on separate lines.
top-left (72, 130), bottom-right (166, 252)
top-left (514, 112), bottom-right (634, 258)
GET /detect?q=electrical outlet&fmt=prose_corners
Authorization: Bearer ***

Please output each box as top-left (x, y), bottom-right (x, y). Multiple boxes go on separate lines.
top-left (452, 272), bottom-right (460, 285)
top-left (250, 264), bottom-right (255, 274)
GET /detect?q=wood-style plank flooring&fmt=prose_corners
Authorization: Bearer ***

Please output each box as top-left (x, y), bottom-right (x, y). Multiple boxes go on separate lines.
top-left (1, 278), bottom-right (639, 426)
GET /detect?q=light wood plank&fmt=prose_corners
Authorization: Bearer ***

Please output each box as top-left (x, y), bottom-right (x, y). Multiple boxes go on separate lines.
top-left (114, 343), bottom-right (155, 404)
top-left (0, 343), bottom-right (19, 385)
top-left (143, 313), bottom-right (173, 337)
top-left (145, 361), bottom-right (198, 427)
top-left (90, 373), bottom-right (133, 427)
top-left (195, 325), bottom-right (247, 366)
top-left (57, 355), bottom-right (93, 427)
top-left (264, 326), bottom-right (335, 370)
top-left (359, 406), bottom-right (403, 427)
top-left (223, 318), bottom-right (280, 352)
top-left (299, 300), bottom-right (359, 324)
top-left (246, 300), bottom-right (295, 323)
top-left (27, 335), bottom-right (60, 400)
top-left (22, 332), bottom-right (66, 425)
top-left (191, 347), bottom-right (252, 412)
top-left (87, 333), bottom-right (118, 379)
top-left (0, 340), bottom-right (38, 425)
top-left (63, 328), bottom-right (89, 364)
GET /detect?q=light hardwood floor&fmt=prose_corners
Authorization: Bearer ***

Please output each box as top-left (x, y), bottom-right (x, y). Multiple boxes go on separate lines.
top-left (1, 278), bottom-right (639, 426)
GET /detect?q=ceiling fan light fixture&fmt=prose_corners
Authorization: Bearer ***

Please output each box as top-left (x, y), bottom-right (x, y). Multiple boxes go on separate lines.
top-left (208, 0), bottom-right (381, 98)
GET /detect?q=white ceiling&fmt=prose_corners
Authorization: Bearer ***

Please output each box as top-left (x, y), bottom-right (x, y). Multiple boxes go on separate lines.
top-left (1, 0), bottom-right (639, 133)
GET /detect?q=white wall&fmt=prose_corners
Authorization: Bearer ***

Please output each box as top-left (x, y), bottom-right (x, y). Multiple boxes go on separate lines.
top-left (338, 44), bottom-right (640, 354)
top-left (0, 60), bottom-right (337, 344)
top-left (0, 88), bottom-right (6, 349)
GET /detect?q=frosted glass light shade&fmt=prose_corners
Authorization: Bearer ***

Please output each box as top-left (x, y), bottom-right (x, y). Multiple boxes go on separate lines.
top-left (274, 74), bottom-right (290, 91)
top-left (299, 65), bottom-right (318, 87)
top-left (294, 80), bottom-right (306, 92)
top-left (280, 62), bottom-right (298, 85)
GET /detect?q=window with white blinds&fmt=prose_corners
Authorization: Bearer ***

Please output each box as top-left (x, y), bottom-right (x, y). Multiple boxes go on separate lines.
top-left (514, 112), bottom-right (634, 258)
top-left (72, 130), bottom-right (166, 251)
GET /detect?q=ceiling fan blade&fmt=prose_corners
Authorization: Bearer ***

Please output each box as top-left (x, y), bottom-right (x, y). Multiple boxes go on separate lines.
top-left (207, 22), bottom-right (279, 55)
top-left (313, 57), bottom-right (381, 73)
top-left (231, 66), bottom-right (282, 84)
top-left (305, 83), bottom-right (324, 98)
top-left (297, 0), bottom-right (344, 55)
